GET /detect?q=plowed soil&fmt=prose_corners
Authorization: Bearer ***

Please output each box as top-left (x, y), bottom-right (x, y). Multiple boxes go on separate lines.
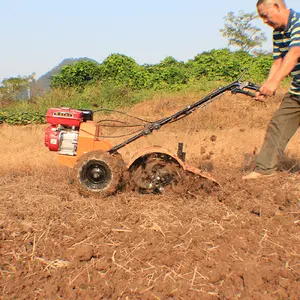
top-left (1, 91), bottom-right (300, 299)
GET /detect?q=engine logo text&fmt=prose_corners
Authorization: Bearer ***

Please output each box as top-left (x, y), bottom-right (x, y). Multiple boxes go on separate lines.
top-left (53, 112), bottom-right (73, 118)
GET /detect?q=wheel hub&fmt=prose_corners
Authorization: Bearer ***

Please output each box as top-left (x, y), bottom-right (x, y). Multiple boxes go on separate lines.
top-left (85, 162), bottom-right (110, 186)
top-left (90, 166), bottom-right (104, 180)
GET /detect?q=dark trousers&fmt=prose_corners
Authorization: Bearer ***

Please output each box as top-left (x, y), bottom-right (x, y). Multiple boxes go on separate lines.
top-left (255, 93), bottom-right (300, 174)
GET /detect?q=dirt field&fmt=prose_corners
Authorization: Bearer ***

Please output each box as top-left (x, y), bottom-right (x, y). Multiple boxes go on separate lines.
top-left (1, 91), bottom-right (300, 299)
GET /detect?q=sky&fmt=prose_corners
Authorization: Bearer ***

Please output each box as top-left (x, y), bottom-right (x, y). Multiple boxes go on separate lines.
top-left (1, 0), bottom-right (300, 83)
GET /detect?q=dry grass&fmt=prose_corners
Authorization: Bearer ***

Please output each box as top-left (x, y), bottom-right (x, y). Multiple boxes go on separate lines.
top-left (1, 90), bottom-right (300, 299)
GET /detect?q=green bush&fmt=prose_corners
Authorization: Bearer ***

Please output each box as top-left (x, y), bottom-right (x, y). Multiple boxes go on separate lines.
top-left (0, 111), bottom-right (45, 125)
top-left (99, 53), bottom-right (142, 89)
top-left (1, 49), bottom-right (276, 126)
top-left (248, 54), bottom-right (273, 83)
top-left (49, 49), bottom-right (273, 92)
top-left (187, 49), bottom-right (257, 81)
top-left (142, 57), bottom-right (189, 90)
top-left (51, 60), bottom-right (101, 89)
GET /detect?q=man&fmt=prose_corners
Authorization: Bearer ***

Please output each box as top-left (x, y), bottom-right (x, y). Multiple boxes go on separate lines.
top-left (243, 0), bottom-right (300, 180)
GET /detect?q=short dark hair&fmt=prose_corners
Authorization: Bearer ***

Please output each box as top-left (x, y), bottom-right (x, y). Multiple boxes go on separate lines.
top-left (257, 0), bottom-right (270, 6)
top-left (256, 0), bottom-right (286, 6)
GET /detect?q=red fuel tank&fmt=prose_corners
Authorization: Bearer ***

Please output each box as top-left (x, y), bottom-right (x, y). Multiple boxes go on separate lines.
top-left (46, 108), bottom-right (83, 127)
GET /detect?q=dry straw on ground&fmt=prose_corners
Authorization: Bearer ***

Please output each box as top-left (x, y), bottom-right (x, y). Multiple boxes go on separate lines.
top-left (1, 91), bottom-right (300, 299)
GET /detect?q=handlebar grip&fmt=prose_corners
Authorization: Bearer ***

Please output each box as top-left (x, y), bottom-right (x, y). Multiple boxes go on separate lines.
top-left (231, 89), bottom-right (255, 97)
top-left (246, 82), bottom-right (260, 91)
top-left (243, 90), bottom-right (256, 97)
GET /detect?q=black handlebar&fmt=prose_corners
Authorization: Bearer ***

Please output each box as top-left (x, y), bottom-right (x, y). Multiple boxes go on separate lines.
top-left (231, 89), bottom-right (255, 97)
top-left (108, 80), bottom-right (260, 153)
top-left (231, 81), bottom-right (260, 98)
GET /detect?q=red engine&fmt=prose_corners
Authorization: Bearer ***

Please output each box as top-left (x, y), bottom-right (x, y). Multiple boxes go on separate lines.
top-left (46, 108), bottom-right (84, 127)
top-left (44, 108), bottom-right (93, 155)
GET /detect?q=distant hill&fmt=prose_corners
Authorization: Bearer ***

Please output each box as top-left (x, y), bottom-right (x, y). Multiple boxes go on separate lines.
top-left (15, 57), bottom-right (99, 99)
top-left (35, 57), bottom-right (99, 93)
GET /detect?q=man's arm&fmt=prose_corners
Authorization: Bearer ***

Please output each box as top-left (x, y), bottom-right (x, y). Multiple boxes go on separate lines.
top-left (255, 58), bottom-right (282, 101)
top-left (267, 57), bottom-right (283, 81)
top-left (260, 46), bottom-right (300, 96)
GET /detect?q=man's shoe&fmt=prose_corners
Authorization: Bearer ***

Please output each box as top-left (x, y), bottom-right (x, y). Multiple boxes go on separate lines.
top-left (242, 171), bottom-right (275, 180)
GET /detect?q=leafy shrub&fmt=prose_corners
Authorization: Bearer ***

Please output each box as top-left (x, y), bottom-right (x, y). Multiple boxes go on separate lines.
top-left (1, 49), bottom-right (275, 126)
top-left (248, 54), bottom-right (273, 83)
top-left (187, 49), bottom-right (256, 81)
top-left (99, 53), bottom-right (141, 88)
top-left (142, 56), bottom-right (189, 90)
top-left (49, 49), bottom-right (272, 92)
top-left (51, 61), bottom-right (101, 89)
top-left (0, 111), bottom-right (45, 125)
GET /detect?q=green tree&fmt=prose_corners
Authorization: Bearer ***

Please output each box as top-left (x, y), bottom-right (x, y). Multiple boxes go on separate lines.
top-left (0, 74), bottom-right (35, 104)
top-left (153, 56), bottom-right (189, 87)
top-left (187, 49), bottom-right (252, 81)
top-left (220, 10), bottom-right (267, 53)
top-left (51, 60), bottom-right (101, 89)
top-left (138, 57), bottom-right (189, 90)
top-left (99, 53), bottom-right (142, 88)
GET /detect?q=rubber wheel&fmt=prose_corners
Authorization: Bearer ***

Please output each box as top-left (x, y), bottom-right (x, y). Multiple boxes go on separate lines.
top-left (74, 151), bottom-right (125, 197)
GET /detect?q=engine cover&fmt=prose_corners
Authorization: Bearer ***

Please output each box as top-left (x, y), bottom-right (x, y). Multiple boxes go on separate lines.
top-left (44, 126), bottom-right (79, 155)
top-left (46, 108), bottom-right (84, 127)
top-left (59, 131), bottom-right (79, 155)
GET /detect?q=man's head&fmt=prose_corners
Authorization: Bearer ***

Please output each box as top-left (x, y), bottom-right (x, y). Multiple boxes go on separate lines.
top-left (256, 0), bottom-right (290, 29)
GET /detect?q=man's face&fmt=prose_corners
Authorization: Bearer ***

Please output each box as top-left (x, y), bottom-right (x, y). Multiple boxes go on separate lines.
top-left (257, 3), bottom-right (282, 29)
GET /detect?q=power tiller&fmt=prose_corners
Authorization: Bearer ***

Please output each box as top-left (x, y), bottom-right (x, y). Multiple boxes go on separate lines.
top-left (44, 78), bottom-right (259, 196)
